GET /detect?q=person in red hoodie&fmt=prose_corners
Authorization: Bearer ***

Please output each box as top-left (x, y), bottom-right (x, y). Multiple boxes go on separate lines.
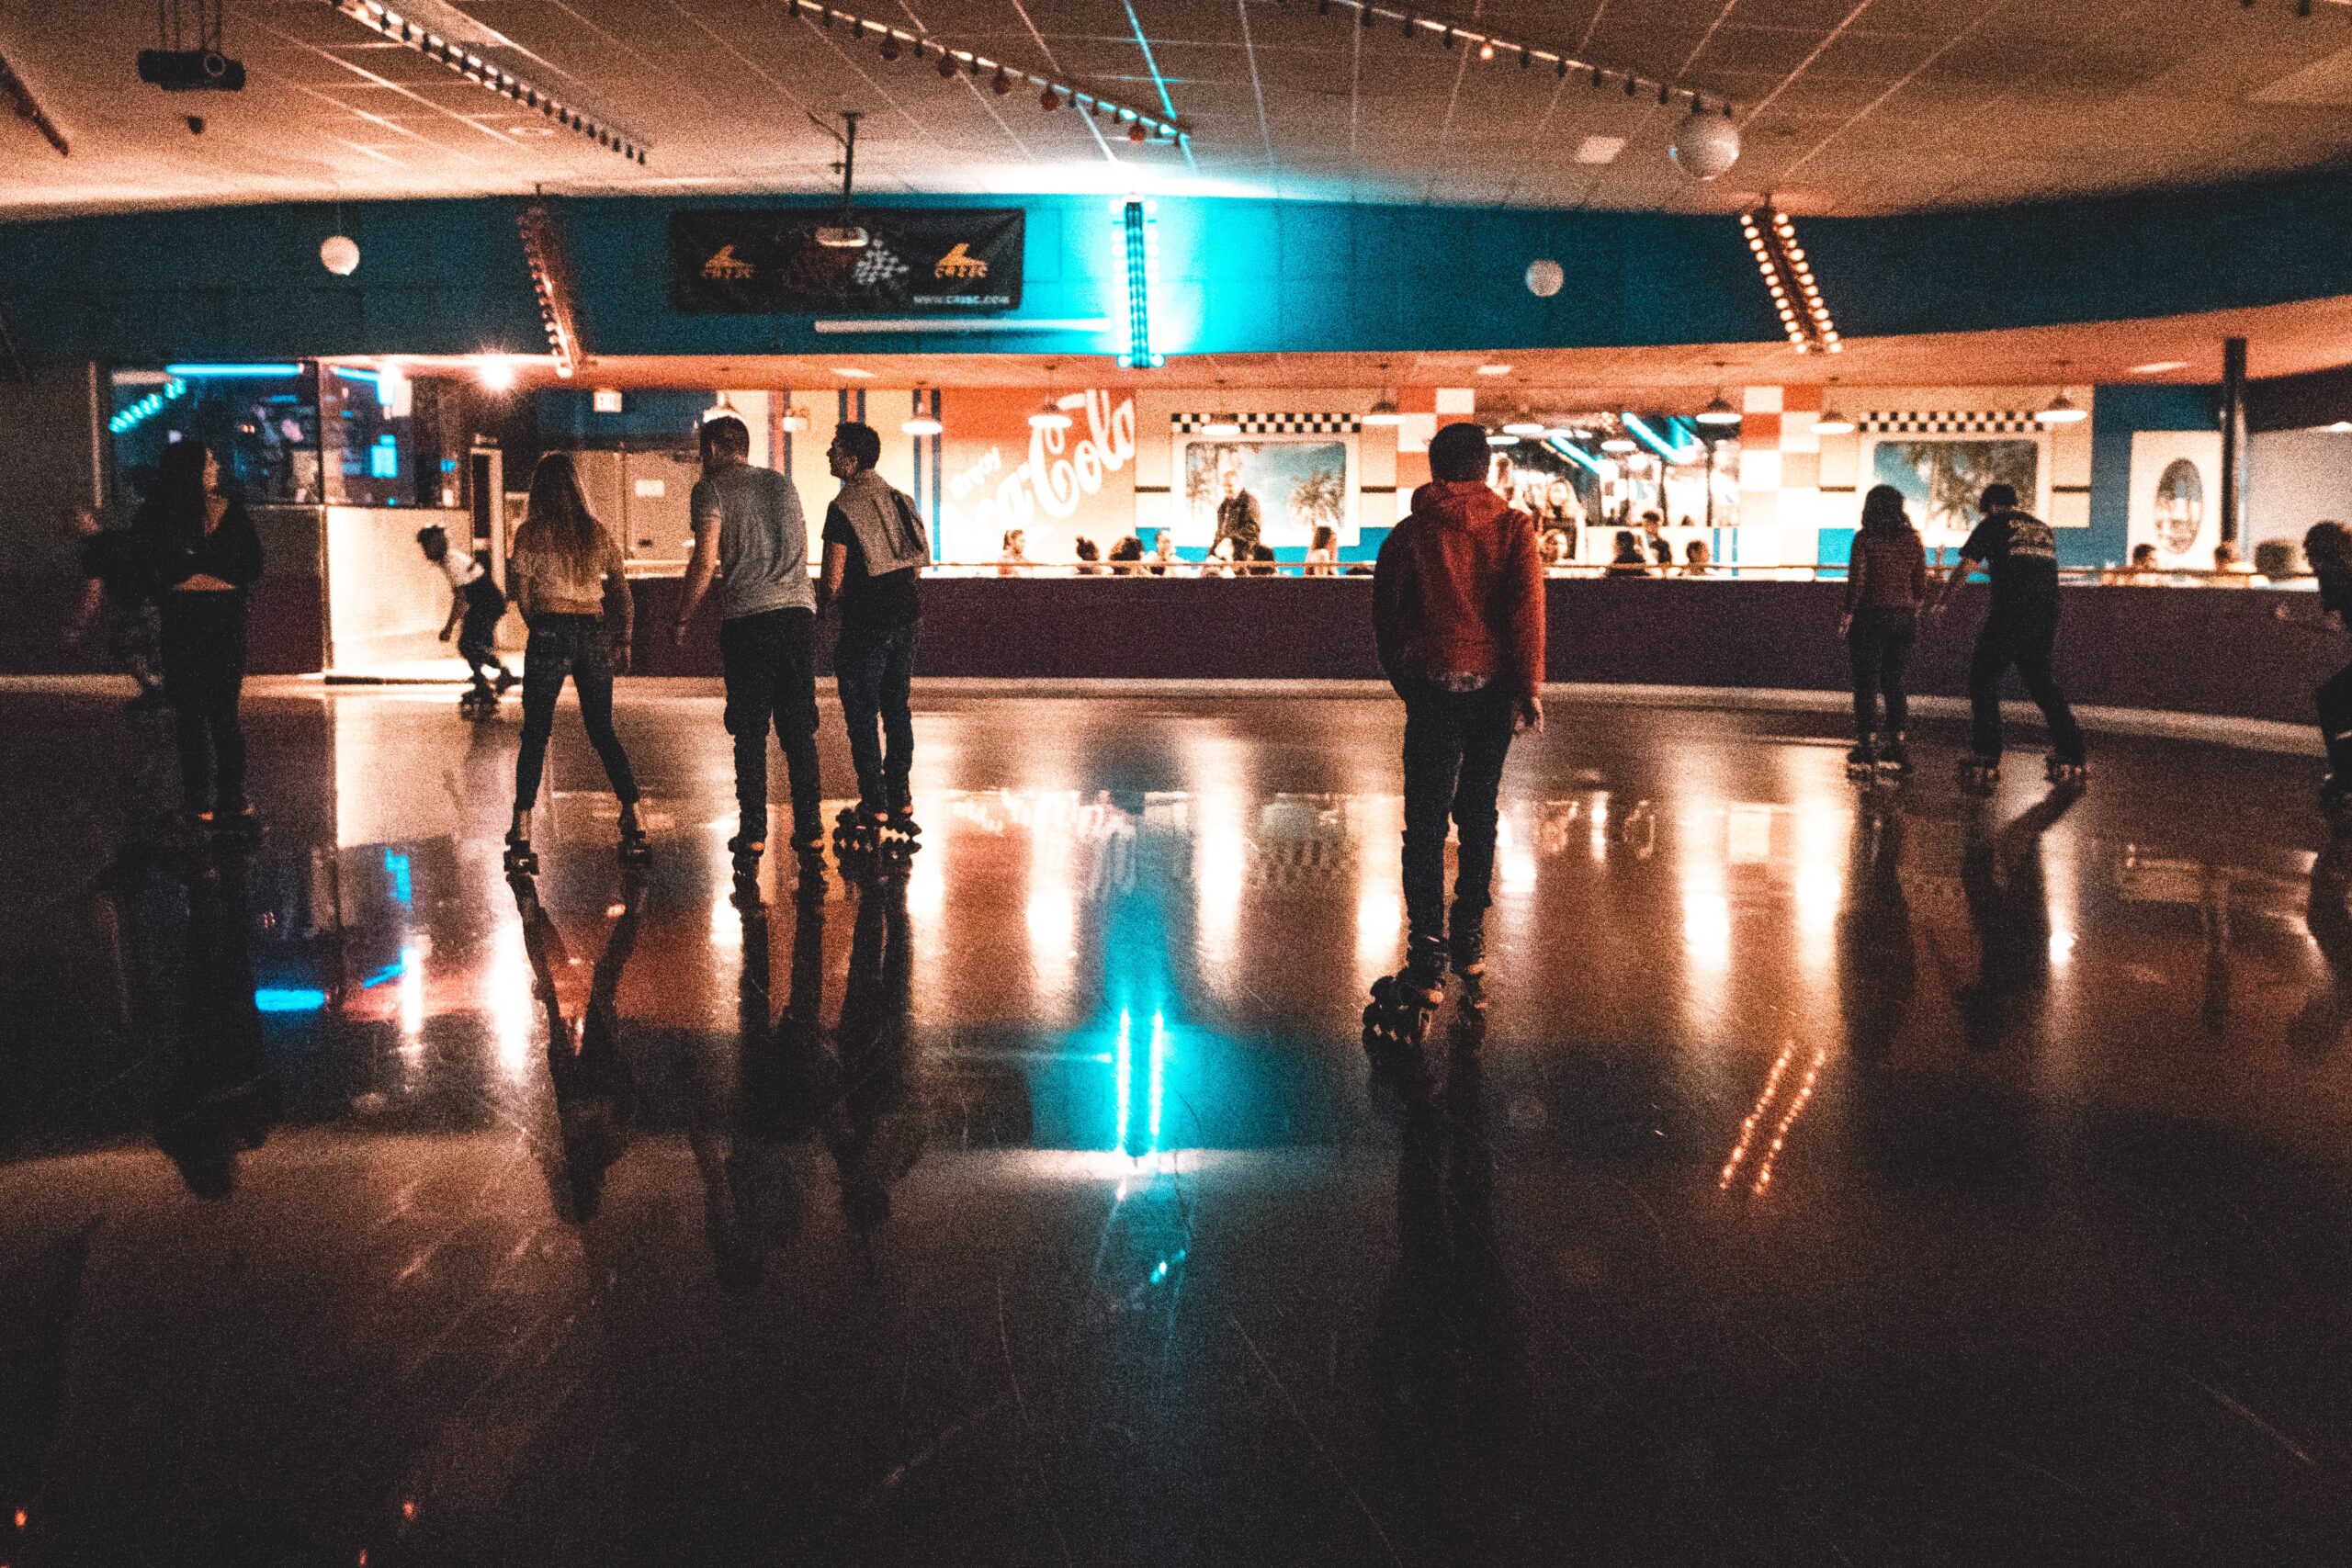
top-left (1367, 421), bottom-right (1545, 1049)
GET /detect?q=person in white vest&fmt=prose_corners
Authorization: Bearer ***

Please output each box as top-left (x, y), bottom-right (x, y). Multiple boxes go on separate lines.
top-left (817, 421), bottom-right (927, 851)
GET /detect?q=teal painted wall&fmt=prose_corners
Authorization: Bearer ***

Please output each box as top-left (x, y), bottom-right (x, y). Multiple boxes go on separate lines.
top-left (2086, 385), bottom-right (2222, 569)
top-left (3, 170), bottom-right (2351, 364)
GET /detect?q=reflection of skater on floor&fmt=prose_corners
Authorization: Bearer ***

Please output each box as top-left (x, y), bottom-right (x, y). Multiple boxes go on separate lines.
top-left (154, 858), bottom-right (279, 1198)
top-left (826, 857), bottom-right (923, 1235)
top-left (1954, 786), bottom-right (2080, 1051)
top-left (513, 870), bottom-right (644, 1221)
top-left (705, 881), bottom-right (831, 1294)
top-left (1838, 796), bottom-right (1916, 1062)
top-left (2295, 839), bottom-right (2352, 1057)
top-left (1372, 1045), bottom-right (1524, 1549)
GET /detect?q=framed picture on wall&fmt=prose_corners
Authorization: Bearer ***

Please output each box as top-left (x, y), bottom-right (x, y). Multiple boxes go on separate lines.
top-left (1860, 434), bottom-right (2050, 544)
top-left (2126, 431), bottom-right (2222, 567)
top-left (1174, 435), bottom-right (1357, 549)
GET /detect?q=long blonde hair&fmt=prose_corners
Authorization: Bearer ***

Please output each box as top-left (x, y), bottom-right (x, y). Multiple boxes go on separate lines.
top-left (517, 453), bottom-right (604, 580)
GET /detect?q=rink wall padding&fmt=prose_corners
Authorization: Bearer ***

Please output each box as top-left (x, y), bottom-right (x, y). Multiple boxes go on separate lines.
top-left (623, 577), bottom-right (2337, 729)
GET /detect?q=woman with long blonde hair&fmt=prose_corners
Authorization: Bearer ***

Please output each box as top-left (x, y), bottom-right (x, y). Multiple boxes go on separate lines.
top-left (503, 452), bottom-right (646, 873)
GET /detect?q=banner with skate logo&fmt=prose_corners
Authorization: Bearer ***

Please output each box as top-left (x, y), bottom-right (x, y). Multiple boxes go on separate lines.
top-left (669, 208), bottom-right (1023, 314)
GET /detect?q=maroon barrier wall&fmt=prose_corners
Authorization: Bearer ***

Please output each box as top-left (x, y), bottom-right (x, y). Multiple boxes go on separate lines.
top-left (623, 576), bottom-right (2339, 728)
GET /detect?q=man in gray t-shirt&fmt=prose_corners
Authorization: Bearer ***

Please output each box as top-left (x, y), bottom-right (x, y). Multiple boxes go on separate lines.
top-left (673, 415), bottom-right (823, 863)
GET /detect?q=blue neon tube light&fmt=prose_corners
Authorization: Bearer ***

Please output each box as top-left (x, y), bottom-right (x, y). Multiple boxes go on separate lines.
top-left (1623, 413), bottom-right (1694, 464)
top-left (164, 363), bottom-right (302, 378)
top-left (1548, 437), bottom-right (1604, 477)
top-left (254, 987), bottom-right (328, 1013)
top-left (1116, 199), bottom-right (1161, 370)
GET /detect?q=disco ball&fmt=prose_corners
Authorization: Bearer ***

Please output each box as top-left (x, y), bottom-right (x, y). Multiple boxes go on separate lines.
top-left (320, 234), bottom-right (361, 276)
top-left (1669, 111), bottom-right (1741, 181)
top-left (1525, 258), bottom-right (1565, 298)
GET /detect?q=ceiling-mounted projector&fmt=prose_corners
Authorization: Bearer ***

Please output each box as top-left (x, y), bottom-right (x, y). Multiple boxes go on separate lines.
top-left (138, 49), bottom-right (247, 92)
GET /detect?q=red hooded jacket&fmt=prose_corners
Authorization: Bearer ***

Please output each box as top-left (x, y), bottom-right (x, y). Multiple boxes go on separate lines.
top-left (1373, 480), bottom-right (1546, 696)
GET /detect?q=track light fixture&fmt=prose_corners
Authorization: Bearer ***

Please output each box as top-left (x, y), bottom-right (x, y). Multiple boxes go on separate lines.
top-left (1740, 204), bottom-right (1840, 354)
top-left (329, 1), bottom-right (647, 164)
top-left (1302, 0), bottom-right (1735, 122)
top-left (783, 2), bottom-right (1187, 140)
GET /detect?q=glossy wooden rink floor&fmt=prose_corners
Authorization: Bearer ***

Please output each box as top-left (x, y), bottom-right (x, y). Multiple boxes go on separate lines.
top-left (4, 683), bottom-right (2351, 1567)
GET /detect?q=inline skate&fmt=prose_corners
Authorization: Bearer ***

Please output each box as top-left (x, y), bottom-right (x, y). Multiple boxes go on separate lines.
top-left (2046, 754), bottom-right (2087, 788)
top-left (832, 802), bottom-right (921, 862)
top-left (458, 682), bottom-right (499, 720)
top-left (1363, 939), bottom-right (1448, 1098)
top-left (503, 829), bottom-right (539, 878)
top-left (1875, 731), bottom-right (1910, 776)
top-left (616, 814), bottom-right (652, 867)
top-left (1845, 739), bottom-right (1877, 781)
top-left (1959, 754), bottom-right (2001, 795)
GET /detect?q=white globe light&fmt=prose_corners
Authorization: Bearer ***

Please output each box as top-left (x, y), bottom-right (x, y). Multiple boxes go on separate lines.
top-left (320, 234), bottom-right (360, 276)
top-left (1525, 258), bottom-right (1564, 298)
top-left (1669, 111), bottom-right (1741, 181)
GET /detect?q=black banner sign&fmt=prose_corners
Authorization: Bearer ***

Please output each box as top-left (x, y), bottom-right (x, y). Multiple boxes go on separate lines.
top-left (669, 208), bottom-right (1023, 314)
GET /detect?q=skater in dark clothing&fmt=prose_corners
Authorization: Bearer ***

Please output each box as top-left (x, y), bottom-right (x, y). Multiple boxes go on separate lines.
top-left (132, 441), bottom-right (264, 835)
top-left (64, 502), bottom-right (165, 707)
top-left (675, 415), bottom-right (821, 874)
top-left (1366, 422), bottom-right (1545, 1071)
top-left (1928, 482), bottom-right (2085, 787)
top-left (2280, 521), bottom-right (2352, 819)
top-left (504, 453), bottom-right (645, 874)
top-left (418, 525), bottom-right (515, 704)
top-left (1839, 484), bottom-right (1928, 775)
top-left (818, 421), bottom-right (929, 852)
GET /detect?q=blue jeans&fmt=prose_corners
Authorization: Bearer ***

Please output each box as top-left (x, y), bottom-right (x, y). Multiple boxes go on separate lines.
top-left (835, 620), bottom-right (917, 811)
top-left (514, 615), bottom-right (638, 811)
top-left (1398, 680), bottom-right (1516, 955)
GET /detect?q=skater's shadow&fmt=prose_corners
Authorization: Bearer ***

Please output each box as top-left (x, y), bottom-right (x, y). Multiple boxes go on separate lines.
top-left (705, 879), bottom-right (831, 1294)
top-left (513, 871), bottom-right (644, 1223)
top-left (154, 856), bottom-right (281, 1198)
top-left (1838, 795), bottom-right (1916, 1063)
top-left (2293, 837), bottom-right (2352, 1058)
top-left (826, 856), bottom-right (924, 1238)
top-left (1953, 785), bottom-right (2081, 1052)
top-left (1371, 1042), bottom-right (1526, 1545)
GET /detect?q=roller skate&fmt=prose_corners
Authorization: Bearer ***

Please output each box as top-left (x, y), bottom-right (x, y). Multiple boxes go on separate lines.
top-left (1845, 739), bottom-right (1878, 781)
top-left (1959, 754), bottom-right (2001, 795)
top-left (503, 829), bottom-right (539, 878)
top-left (2045, 754), bottom-right (2087, 789)
top-left (209, 799), bottom-right (263, 844)
top-left (1363, 939), bottom-right (1447, 1101)
top-left (1876, 731), bottom-right (1910, 776)
top-left (729, 831), bottom-right (764, 889)
top-left (1450, 931), bottom-right (1490, 1048)
top-left (616, 807), bottom-right (652, 868)
top-left (458, 682), bottom-right (498, 720)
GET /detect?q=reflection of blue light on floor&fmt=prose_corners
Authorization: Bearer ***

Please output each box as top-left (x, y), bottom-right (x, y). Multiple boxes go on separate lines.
top-left (361, 950), bottom-right (411, 988)
top-left (1148, 1010), bottom-right (1167, 1150)
top-left (383, 849), bottom-right (412, 908)
top-left (254, 987), bottom-right (328, 1013)
top-left (1110, 1009), bottom-right (1172, 1156)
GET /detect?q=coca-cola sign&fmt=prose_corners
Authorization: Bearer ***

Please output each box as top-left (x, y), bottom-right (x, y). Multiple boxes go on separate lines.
top-left (937, 389), bottom-right (1136, 562)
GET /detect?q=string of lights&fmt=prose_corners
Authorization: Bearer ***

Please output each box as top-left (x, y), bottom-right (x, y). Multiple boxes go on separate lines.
top-left (326, 1), bottom-right (649, 164)
top-left (517, 198), bottom-right (582, 378)
top-left (1741, 205), bottom-right (1841, 354)
top-left (776, 0), bottom-right (1188, 142)
top-left (1306, 0), bottom-right (1738, 119)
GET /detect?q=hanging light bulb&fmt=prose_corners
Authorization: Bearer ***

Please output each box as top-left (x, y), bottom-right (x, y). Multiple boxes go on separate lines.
top-left (320, 234), bottom-right (360, 276)
top-left (1030, 399), bottom-right (1074, 431)
top-left (1813, 407), bottom-right (1856, 436)
top-left (1501, 417), bottom-right (1547, 437)
top-left (902, 412), bottom-right (944, 435)
top-left (1696, 392), bottom-right (1741, 426)
top-left (780, 403), bottom-right (811, 434)
top-left (1201, 417), bottom-right (1242, 436)
top-left (476, 355), bottom-right (517, 392)
top-left (992, 65), bottom-right (1013, 95)
top-left (2035, 391), bottom-right (2087, 425)
top-left (1040, 84), bottom-right (1062, 111)
top-left (1600, 436), bottom-right (1638, 454)
top-left (1362, 396), bottom-right (1404, 426)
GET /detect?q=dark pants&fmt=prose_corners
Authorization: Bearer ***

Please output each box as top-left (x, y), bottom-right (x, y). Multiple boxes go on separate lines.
top-left (1399, 681), bottom-right (1518, 955)
top-left (514, 615), bottom-right (638, 811)
top-left (458, 580), bottom-right (509, 687)
top-left (160, 592), bottom-right (247, 813)
top-left (2318, 660), bottom-right (2352, 777)
top-left (836, 619), bottom-right (918, 811)
top-left (720, 608), bottom-right (821, 841)
top-left (1847, 607), bottom-right (1917, 742)
top-left (1968, 607), bottom-right (2084, 764)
